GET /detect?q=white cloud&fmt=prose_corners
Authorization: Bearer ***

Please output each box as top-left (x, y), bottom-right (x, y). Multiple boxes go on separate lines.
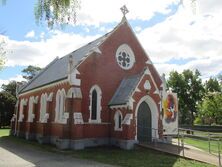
top-left (137, 0), bottom-right (222, 78)
top-left (76, 0), bottom-right (179, 26)
top-left (25, 30), bottom-right (35, 38)
top-left (4, 31), bottom-right (100, 68)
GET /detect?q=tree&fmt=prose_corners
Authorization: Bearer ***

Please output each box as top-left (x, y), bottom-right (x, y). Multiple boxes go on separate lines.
top-left (167, 69), bottom-right (205, 125)
top-left (1, 81), bottom-right (17, 97)
top-left (22, 65), bottom-right (42, 80)
top-left (0, 91), bottom-right (16, 128)
top-left (205, 78), bottom-right (221, 93)
top-left (198, 93), bottom-right (222, 125)
top-left (35, 0), bottom-right (80, 28)
top-left (2, 0), bottom-right (80, 28)
top-left (0, 81), bottom-right (17, 128)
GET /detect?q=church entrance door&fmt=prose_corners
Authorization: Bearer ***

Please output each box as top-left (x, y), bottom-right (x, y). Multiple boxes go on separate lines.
top-left (137, 101), bottom-right (152, 142)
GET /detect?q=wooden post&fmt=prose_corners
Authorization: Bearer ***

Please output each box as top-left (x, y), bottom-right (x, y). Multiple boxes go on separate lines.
top-left (182, 134), bottom-right (184, 157)
top-left (218, 139), bottom-right (221, 167)
top-left (177, 129), bottom-right (180, 151)
top-left (208, 133), bottom-right (211, 153)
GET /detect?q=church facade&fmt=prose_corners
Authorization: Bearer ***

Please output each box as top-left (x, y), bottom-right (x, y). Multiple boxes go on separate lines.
top-left (11, 17), bottom-right (167, 150)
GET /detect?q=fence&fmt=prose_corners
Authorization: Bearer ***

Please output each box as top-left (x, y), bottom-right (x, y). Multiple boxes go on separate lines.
top-left (146, 127), bottom-right (222, 166)
top-left (178, 128), bottom-right (221, 166)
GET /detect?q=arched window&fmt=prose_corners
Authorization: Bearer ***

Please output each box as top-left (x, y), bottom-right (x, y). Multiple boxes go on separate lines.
top-left (27, 96), bottom-right (38, 122)
top-left (114, 110), bottom-right (123, 131)
top-left (18, 98), bottom-right (28, 122)
top-left (89, 85), bottom-right (102, 123)
top-left (91, 89), bottom-right (97, 120)
top-left (39, 93), bottom-right (48, 123)
top-left (118, 114), bottom-right (122, 129)
top-left (55, 89), bottom-right (69, 124)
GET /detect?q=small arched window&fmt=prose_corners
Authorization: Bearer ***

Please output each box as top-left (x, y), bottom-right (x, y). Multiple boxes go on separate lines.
top-left (91, 89), bottom-right (97, 120)
top-left (118, 114), bottom-right (122, 129)
top-left (114, 110), bottom-right (123, 131)
top-left (89, 85), bottom-right (102, 123)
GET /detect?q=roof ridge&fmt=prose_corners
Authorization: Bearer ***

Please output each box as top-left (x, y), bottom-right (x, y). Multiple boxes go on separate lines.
top-left (19, 57), bottom-right (59, 93)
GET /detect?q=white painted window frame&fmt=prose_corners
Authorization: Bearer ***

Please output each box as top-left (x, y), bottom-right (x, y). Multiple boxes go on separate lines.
top-left (27, 96), bottom-right (38, 122)
top-left (39, 93), bottom-right (49, 123)
top-left (88, 85), bottom-right (102, 123)
top-left (115, 43), bottom-right (135, 70)
top-left (114, 110), bottom-right (123, 131)
top-left (55, 89), bottom-right (69, 124)
top-left (18, 98), bottom-right (28, 122)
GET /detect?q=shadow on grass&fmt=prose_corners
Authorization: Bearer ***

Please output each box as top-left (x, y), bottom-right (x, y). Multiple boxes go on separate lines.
top-left (0, 136), bottom-right (214, 167)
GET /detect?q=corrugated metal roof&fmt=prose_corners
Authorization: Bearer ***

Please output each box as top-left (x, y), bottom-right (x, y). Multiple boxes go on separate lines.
top-left (19, 34), bottom-right (110, 93)
top-left (109, 72), bottom-right (143, 106)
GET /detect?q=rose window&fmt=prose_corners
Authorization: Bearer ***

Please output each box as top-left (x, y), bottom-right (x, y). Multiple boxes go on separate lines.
top-left (116, 44), bottom-right (135, 70)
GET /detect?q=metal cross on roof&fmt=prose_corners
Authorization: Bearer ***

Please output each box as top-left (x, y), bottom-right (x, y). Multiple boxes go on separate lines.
top-left (120, 5), bottom-right (129, 17)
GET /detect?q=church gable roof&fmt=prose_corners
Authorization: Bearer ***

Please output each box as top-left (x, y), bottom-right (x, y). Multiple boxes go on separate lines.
top-left (109, 72), bottom-right (143, 106)
top-left (19, 34), bottom-right (110, 93)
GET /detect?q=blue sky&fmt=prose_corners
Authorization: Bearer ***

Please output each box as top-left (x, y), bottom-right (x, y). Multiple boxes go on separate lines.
top-left (0, 0), bottom-right (222, 86)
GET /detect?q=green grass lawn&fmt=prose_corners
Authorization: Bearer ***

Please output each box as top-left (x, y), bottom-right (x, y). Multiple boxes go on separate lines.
top-left (184, 137), bottom-right (222, 154)
top-left (0, 128), bottom-right (10, 137)
top-left (0, 129), bottom-right (215, 167)
top-left (72, 147), bottom-right (215, 167)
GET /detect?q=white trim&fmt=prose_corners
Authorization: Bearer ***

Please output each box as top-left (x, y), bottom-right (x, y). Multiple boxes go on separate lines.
top-left (144, 68), bottom-right (160, 97)
top-left (116, 44), bottom-right (135, 70)
top-left (114, 110), bottom-right (123, 131)
top-left (92, 47), bottom-right (102, 54)
top-left (88, 85), bottom-right (102, 123)
top-left (144, 80), bottom-right (151, 91)
top-left (55, 89), bottom-right (69, 124)
top-left (122, 113), bottom-right (133, 125)
top-left (146, 60), bottom-right (152, 65)
top-left (67, 87), bottom-right (82, 98)
top-left (128, 67), bottom-right (160, 108)
top-left (18, 79), bottom-right (68, 97)
top-left (39, 93), bottom-right (49, 123)
top-left (18, 98), bottom-right (28, 122)
top-left (127, 97), bottom-right (135, 110)
top-left (110, 104), bottom-right (128, 109)
top-left (135, 95), bottom-right (159, 141)
top-left (73, 112), bottom-right (84, 124)
top-left (27, 96), bottom-right (36, 122)
top-left (47, 92), bottom-right (53, 101)
top-left (69, 69), bottom-right (81, 86)
top-left (135, 87), bottom-right (141, 93)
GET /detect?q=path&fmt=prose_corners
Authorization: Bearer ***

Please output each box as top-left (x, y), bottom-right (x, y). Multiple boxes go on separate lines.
top-left (138, 142), bottom-right (220, 166)
top-left (0, 137), bottom-right (115, 167)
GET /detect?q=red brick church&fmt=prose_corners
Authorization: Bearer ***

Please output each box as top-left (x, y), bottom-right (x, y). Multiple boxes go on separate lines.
top-left (11, 10), bottom-right (173, 150)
